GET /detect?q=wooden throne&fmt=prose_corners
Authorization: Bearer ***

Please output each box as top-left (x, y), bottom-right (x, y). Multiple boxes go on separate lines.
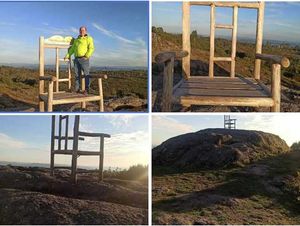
top-left (50, 115), bottom-right (111, 183)
top-left (155, 2), bottom-right (290, 112)
top-left (39, 36), bottom-right (107, 112)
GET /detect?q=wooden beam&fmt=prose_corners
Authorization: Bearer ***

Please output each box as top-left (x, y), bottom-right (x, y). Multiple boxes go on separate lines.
top-left (182, 1), bottom-right (190, 79)
top-left (64, 116), bottom-right (69, 150)
top-left (190, 2), bottom-right (261, 9)
top-left (81, 72), bottom-right (86, 109)
top-left (44, 44), bottom-right (70, 49)
top-left (98, 78), bottom-right (104, 112)
top-left (47, 81), bottom-right (54, 112)
top-left (215, 24), bottom-right (233, 29)
top-left (162, 57), bottom-right (174, 112)
top-left (231, 6), bottom-right (238, 78)
top-left (78, 131), bottom-right (111, 138)
top-left (99, 137), bottom-right (104, 181)
top-left (255, 54), bottom-right (290, 68)
top-left (39, 36), bottom-right (45, 112)
top-left (209, 4), bottom-right (215, 78)
top-left (254, 2), bottom-right (265, 79)
top-left (68, 60), bottom-right (72, 90)
top-left (214, 57), bottom-right (232, 62)
top-left (71, 116), bottom-right (80, 184)
top-left (155, 51), bottom-right (188, 64)
top-left (180, 96), bottom-right (274, 107)
top-left (50, 115), bottom-right (55, 176)
top-left (55, 48), bottom-right (59, 92)
top-left (271, 64), bottom-right (281, 112)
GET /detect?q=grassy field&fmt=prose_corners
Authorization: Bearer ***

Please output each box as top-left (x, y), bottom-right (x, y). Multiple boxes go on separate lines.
top-left (152, 150), bottom-right (300, 224)
top-left (0, 66), bottom-right (147, 110)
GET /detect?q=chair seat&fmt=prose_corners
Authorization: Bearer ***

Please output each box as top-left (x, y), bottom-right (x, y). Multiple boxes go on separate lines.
top-left (173, 76), bottom-right (274, 107)
top-left (40, 91), bottom-right (102, 105)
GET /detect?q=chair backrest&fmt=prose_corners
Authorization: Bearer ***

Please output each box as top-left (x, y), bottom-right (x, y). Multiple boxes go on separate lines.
top-left (51, 115), bottom-right (71, 151)
top-left (182, 1), bottom-right (265, 79)
top-left (39, 35), bottom-right (73, 93)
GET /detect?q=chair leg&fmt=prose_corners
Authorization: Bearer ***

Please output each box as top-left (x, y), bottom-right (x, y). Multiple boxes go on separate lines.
top-left (39, 101), bottom-right (45, 112)
top-left (47, 101), bottom-right (53, 112)
top-left (50, 152), bottom-right (54, 176)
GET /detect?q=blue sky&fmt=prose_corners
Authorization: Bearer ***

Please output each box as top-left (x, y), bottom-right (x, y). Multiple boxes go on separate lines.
top-left (0, 115), bottom-right (149, 169)
top-left (153, 2), bottom-right (300, 43)
top-left (0, 1), bottom-right (148, 66)
top-left (152, 114), bottom-right (300, 147)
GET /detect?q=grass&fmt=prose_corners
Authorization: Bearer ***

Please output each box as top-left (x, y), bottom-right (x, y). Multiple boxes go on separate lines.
top-left (152, 150), bottom-right (300, 224)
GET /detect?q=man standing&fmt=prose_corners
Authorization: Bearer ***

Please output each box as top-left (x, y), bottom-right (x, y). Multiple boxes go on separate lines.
top-left (65, 26), bottom-right (94, 94)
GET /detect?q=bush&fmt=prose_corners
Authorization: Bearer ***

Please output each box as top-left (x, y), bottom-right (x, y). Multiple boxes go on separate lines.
top-left (291, 141), bottom-right (300, 151)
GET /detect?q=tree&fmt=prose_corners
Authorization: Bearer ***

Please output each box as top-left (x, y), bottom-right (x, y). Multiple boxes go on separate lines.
top-left (291, 141), bottom-right (300, 151)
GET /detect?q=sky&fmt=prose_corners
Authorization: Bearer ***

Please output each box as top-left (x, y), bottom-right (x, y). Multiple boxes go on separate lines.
top-left (152, 114), bottom-right (300, 147)
top-left (0, 115), bottom-right (149, 169)
top-left (0, 1), bottom-right (148, 66)
top-left (152, 2), bottom-right (300, 43)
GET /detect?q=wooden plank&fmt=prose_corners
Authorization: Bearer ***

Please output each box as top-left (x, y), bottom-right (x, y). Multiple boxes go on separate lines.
top-left (44, 44), bottom-right (70, 49)
top-left (40, 92), bottom-right (102, 105)
top-left (180, 83), bottom-right (264, 91)
top-left (215, 24), bottom-right (233, 29)
top-left (231, 6), bottom-right (238, 78)
top-left (39, 36), bottom-right (45, 112)
top-left (180, 96), bottom-right (274, 107)
top-left (176, 87), bottom-right (269, 97)
top-left (182, 1), bottom-right (191, 79)
top-left (254, 2), bottom-right (265, 79)
top-left (56, 48), bottom-right (59, 92)
top-left (214, 57), bottom-right (232, 62)
top-left (99, 137), bottom-right (104, 181)
top-left (78, 131), bottom-right (111, 138)
top-left (54, 136), bottom-right (84, 141)
top-left (190, 2), bottom-right (260, 9)
top-left (209, 4), bottom-right (215, 78)
top-left (68, 61), bottom-right (72, 90)
top-left (47, 81), bottom-right (54, 112)
top-left (58, 78), bottom-right (70, 82)
top-left (54, 150), bottom-right (101, 156)
top-left (50, 115), bottom-right (55, 176)
top-left (64, 116), bottom-right (69, 150)
top-left (186, 77), bottom-right (260, 84)
top-left (271, 64), bottom-right (281, 112)
top-left (58, 115), bottom-right (62, 151)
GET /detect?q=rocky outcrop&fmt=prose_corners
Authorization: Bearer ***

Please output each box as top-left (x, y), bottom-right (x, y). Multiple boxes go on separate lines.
top-left (153, 128), bottom-right (289, 169)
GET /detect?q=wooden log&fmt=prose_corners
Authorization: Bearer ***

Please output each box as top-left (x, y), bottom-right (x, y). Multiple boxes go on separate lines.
top-left (99, 137), bottom-right (104, 181)
top-left (182, 1), bottom-right (190, 79)
top-left (71, 116), bottom-right (80, 184)
top-left (254, 2), bottom-right (265, 79)
top-left (190, 2), bottom-right (260, 9)
top-left (50, 115), bottom-right (55, 176)
top-left (78, 131), bottom-right (111, 138)
top-left (47, 81), bottom-right (54, 112)
top-left (162, 57), bottom-right (174, 111)
top-left (58, 116), bottom-right (62, 150)
top-left (214, 57), bottom-right (232, 62)
top-left (255, 54), bottom-right (290, 68)
top-left (98, 78), bottom-right (104, 112)
top-left (180, 96), bottom-right (274, 107)
top-left (39, 36), bottom-right (45, 112)
top-left (209, 4), bottom-right (215, 78)
top-left (231, 6), bottom-right (238, 78)
top-left (271, 64), bottom-right (281, 112)
top-left (64, 116), bottom-right (69, 150)
top-left (155, 51), bottom-right (188, 64)
top-left (55, 48), bottom-right (59, 92)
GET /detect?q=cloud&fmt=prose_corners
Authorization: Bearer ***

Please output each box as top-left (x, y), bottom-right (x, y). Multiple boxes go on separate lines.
top-left (104, 115), bottom-right (137, 128)
top-left (152, 116), bottom-right (193, 134)
top-left (92, 22), bottom-right (137, 45)
top-left (0, 133), bottom-right (27, 149)
top-left (0, 21), bottom-right (16, 26)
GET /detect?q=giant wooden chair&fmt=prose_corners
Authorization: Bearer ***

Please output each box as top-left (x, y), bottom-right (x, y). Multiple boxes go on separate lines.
top-left (39, 36), bottom-right (107, 112)
top-left (50, 115), bottom-right (111, 183)
top-left (155, 2), bottom-right (290, 112)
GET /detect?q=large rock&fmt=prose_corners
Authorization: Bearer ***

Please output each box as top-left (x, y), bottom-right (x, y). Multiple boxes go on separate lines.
top-left (153, 129), bottom-right (289, 169)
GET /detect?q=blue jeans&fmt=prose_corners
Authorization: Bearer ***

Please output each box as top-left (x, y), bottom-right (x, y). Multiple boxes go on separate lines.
top-left (74, 57), bottom-right (90, 92)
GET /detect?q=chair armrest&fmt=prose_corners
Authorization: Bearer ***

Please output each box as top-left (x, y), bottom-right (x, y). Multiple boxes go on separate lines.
top-left (39, 75), bottom-right (57, 81)
top-left (89, 74), bottom-right (108, 79)
top-left (78, 131), bottom-right (111, 138)
top-left (255, 53), bottom-right (290, 68)
top-left (155, 51), bottom-right (188, 64)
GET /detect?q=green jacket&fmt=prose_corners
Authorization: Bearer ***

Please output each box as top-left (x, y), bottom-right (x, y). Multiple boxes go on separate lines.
top-left (65, 34), bottom-right (94, 58)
